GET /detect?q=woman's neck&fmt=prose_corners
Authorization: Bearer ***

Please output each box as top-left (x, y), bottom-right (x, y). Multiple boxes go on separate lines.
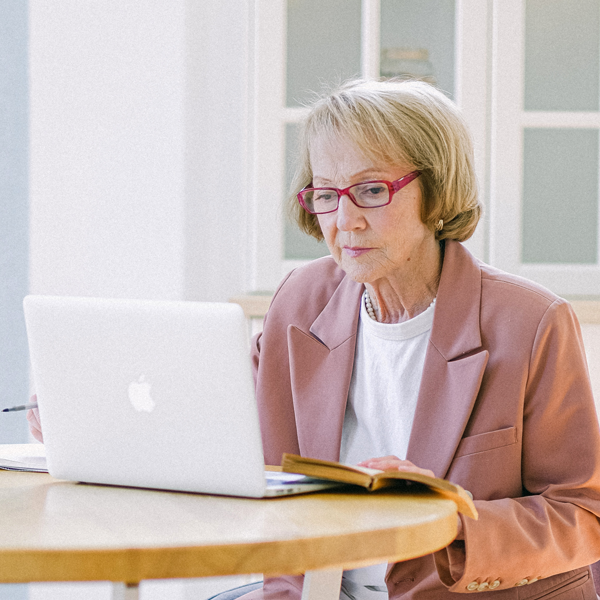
top-left (364, 241), bottom-right (443, 324)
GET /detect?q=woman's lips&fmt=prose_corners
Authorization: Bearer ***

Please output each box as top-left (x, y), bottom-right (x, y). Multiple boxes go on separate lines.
top-left (343, 246), bottom-right (373, 258)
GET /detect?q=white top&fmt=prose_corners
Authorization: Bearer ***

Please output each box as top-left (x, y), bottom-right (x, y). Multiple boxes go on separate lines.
top-left (340, 291), bottom-right (435, 464)
top-left (339, 291), bottom-right (435, 599)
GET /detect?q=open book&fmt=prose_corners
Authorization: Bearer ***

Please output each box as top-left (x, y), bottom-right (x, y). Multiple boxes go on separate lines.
top-left (0, 444), bottom-right (48, 473)
top-left (281, 453), bottom-right (478, 520)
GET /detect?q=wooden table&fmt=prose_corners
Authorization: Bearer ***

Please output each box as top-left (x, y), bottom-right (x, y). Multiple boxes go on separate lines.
top-left (0, 471), bottom-right (458, 600)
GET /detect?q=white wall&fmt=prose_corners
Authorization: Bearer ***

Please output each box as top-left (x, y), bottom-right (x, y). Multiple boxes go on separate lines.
top-left (29, 0), bottom-right (251, 304)
top-left (29, 1), bottom-right (187, 300)
top-left (183, 1), bottom-right (252, 302)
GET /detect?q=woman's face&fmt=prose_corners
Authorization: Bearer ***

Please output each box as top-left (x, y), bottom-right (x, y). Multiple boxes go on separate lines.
top-left (310, 135), bottom-right (435, 285)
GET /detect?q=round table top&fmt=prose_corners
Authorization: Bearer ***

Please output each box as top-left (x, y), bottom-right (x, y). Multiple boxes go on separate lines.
top-left (0, 471), bottom-right (458, 584)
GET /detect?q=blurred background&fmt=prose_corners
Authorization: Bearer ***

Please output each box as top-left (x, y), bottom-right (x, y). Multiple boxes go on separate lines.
top-left (1, 0), bottom-right (600, 598)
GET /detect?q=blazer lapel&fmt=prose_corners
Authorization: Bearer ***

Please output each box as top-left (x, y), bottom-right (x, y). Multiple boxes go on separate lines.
top-left (406, 241), bottom-right (488, 479)
top-left (407, 347), bottom-right (489, 478)
top-left (288, 275), bottom-right (363, 461)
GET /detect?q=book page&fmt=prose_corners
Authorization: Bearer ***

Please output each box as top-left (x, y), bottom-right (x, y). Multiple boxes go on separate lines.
top-left (343, 463), bottom-right (382, 476)
top-left (0, 443), bottom-right (48, 472)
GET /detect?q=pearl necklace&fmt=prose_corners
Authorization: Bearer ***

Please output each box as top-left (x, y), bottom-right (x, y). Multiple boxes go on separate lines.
top-left (364, 290), bottom-right (436, 322)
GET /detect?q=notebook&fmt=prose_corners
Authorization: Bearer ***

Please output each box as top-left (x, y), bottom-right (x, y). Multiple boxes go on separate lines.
top-left (23, 295), bottom-right (334, 497)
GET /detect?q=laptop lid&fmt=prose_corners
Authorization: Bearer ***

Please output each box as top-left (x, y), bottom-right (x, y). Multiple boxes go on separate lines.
top-left (24, 295), bottom-right (269, 497)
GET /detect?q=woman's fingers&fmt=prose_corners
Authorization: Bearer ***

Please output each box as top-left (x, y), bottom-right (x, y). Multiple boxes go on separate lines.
top-left (358, 455), bottom-right (435, 478)
top-left (26, 407), bottom-right (43, 443)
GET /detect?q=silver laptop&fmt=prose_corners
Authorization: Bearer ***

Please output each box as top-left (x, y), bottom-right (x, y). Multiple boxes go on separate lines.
top-left (23, 295), bottom-right (333, 497)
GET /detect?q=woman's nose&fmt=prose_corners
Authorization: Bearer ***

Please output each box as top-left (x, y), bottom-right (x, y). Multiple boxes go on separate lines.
top-left (336, 194), bottom-right (366, 231)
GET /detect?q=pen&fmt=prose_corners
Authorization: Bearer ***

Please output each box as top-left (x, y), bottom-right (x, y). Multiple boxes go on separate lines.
top-left (2, 402), bottom-right (38, 413)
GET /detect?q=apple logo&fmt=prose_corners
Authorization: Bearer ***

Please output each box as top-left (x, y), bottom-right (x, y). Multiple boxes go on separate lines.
top-left (127, 375), bottom-right (156, 413)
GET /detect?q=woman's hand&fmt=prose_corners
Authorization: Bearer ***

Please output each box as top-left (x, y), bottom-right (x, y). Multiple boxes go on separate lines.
top-left (358, 455), bottom-right (464, 538)
top-left (26, 395), bottom-right (43, 443)
top-left (357, 455), bottom-right (435, 478)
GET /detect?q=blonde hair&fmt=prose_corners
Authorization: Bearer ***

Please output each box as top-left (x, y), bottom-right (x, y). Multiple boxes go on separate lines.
top-left (289, 79), bottom-right (482, 242)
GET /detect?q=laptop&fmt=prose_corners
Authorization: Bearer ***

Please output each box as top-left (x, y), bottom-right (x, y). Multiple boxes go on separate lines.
top-left (23, 295), bottom-right (334, 498)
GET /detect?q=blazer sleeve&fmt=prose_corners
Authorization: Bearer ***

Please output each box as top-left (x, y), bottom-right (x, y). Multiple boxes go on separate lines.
top-left (249, 268), bottom-right (297, 385)
top-left (434, 300), bottom-right (600, 592)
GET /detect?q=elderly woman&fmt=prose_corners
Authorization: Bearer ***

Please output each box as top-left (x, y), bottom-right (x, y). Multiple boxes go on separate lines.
top-left (209, 79), bottom-right (600, 600)
top-left (30, 79), bottom-right (600, 600)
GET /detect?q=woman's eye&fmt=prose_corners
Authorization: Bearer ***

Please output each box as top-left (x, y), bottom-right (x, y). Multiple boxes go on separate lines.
top-left (363, 186), bottom-right (385, 196)
top-left (315, 191), bottom-right (335, 202)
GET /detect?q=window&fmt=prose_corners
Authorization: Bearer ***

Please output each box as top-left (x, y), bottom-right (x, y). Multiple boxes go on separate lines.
top-left (249, 0), bottom-right (488, 293)
top-left (490, 0), bottom-right (600, 296)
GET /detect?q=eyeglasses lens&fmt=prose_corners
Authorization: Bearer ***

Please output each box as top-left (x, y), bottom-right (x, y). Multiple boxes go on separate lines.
top-left (350, 182), bottom-right (390, 207)
top-left (301, 189), bottom-right (338, 214)
top-left (301, 182), bottom-right (391, 214)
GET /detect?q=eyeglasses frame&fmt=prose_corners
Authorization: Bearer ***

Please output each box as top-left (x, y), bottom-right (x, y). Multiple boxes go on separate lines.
top-left (297, 170), bottom-right (421, 215)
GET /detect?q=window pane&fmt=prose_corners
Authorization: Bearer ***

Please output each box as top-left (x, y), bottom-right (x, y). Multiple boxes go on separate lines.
top-left (522, 128), bottom-right (598, 264)
top-left (286, 0), bottom-right (361, 107)
top-left (380, 0), bottom-right (455, 98)
top-left (284, 123), bottom-right (329, 260)
top-left (525, 0), bottom-right (599, 111)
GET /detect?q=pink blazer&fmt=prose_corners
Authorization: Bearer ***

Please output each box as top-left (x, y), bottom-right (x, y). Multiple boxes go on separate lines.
top-left (246, 241), bottom-right (600, 600)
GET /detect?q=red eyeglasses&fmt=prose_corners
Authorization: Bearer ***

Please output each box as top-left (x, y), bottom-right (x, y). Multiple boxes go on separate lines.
top-left (297, 171), bottom-right (421, 214)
